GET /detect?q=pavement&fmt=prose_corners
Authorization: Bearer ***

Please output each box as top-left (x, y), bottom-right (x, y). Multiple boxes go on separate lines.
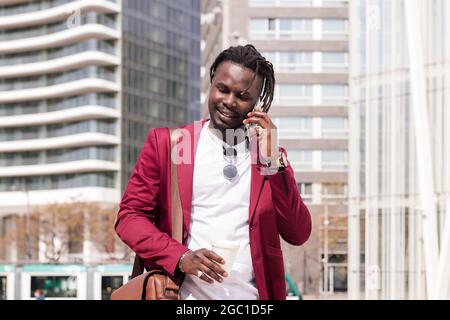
top-left (302, 293), bottom-right (348, 300)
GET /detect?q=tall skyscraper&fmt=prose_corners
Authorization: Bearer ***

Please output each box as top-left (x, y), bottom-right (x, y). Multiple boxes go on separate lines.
top-left (0, 0), bottom-right (200, 264)
top-left (201, 0), bottom-right (350, 295)
top-left (348, 0), bottom-right (450, 299)
top-left (201, 0), bottom-right (223, 117)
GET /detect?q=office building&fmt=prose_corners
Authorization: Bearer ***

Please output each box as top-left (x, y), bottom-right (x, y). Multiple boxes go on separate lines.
top-left (201, 0), bottom-right (350, 295)
top-left (0, 0), bottom-right (200, 299)
top-left (348, 0), bottom-right (450, 299)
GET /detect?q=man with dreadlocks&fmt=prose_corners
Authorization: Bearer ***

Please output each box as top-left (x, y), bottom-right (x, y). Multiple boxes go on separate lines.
top-left (115, 45), bottom-right (311, 300)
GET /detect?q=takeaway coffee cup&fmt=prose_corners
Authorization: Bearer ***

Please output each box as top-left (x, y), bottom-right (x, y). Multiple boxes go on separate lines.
top-left (211, 240), bottom-right (240, 274)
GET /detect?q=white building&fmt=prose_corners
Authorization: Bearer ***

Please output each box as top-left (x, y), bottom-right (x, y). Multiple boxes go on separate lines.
top-left (348, 0), bottom-right (450, 299)
top-left (0, 0), bottom-right (201, 299)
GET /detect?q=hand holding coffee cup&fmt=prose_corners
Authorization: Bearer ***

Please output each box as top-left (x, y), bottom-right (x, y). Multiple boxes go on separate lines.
top-left (179, 248), bottom-right (228, 284)
top-left (211, 240), bottom-right (240, 274)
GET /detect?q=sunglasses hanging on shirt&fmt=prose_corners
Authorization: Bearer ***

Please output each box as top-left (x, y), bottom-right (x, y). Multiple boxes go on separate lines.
top-left (222, 146), bottom-right (238, 181)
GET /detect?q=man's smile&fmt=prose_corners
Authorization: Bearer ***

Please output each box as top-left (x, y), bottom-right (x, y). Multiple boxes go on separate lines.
top-left (217, 106), bottom-right (239, 119)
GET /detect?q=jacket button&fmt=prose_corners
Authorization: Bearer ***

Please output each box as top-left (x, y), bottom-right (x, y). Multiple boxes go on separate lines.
top-left (183, 231), bottom-right (188, 238)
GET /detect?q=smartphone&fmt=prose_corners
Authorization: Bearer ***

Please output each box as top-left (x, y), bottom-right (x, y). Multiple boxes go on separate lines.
top-left (245, 98), bottom-right (263, 131)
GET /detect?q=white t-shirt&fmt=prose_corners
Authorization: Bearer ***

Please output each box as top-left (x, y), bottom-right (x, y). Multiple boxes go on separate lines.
top-left (180, 121), bottom-right (259, 300)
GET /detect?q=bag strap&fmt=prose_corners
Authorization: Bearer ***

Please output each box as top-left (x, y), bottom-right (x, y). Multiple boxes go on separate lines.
top-left (169, 128), bottom-right (183, 244)
top-left (131, 128), bottom-right (184, 278)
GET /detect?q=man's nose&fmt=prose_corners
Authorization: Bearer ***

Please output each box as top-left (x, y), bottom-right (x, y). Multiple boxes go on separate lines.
top-left (223, 93), bottom-right (237, 109)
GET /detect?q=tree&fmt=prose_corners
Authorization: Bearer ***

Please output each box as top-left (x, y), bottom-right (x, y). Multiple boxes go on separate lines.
top-left (0, 202), bottom-right (131, 264)
top-left (87, 204), bottom-right (132, 262)
top-left (30, 202), bottom-right (85, 263)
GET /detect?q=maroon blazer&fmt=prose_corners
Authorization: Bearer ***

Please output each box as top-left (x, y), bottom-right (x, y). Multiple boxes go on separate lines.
top-left (115, 120), bottom-right (312, 300)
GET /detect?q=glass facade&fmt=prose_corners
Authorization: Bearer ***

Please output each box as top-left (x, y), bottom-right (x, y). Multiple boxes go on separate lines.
top-left (0, 276), bottom-right (6, 300)
top-left (0, 66), bottom-right (116, 90)
top-left (0, 146), bottom-right (116, 166)
top-left (0, 93), bottom-right (116, 116)
top-left (249, 18), bottom-right (348, 40)
top-left (349, 0), bottom-right (450, 299)
top-left (0, 12), bottom-right (116, 41)
top-left (120, 0), bottom-right (201, 190)
top-left (30, 275), bottom-right (77, 298)
top-left (0, 0), bottom-right (87, 16)
top-left (0, 40), bottom-right (117, 66)
top-left (0, 0), bottom-right (121, 193)
top-left (249, 0), bottom-right (347, 7)
top-left (0, 119), bottom-right (116, 141)
top-left (0, 0), bottom-right (200, 269)
top-left (101, 276), bottom-right (123, 300)
top-left (0, 172), bottom-right (116, 191)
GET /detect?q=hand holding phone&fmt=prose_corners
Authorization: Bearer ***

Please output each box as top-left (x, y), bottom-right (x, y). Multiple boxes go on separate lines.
top-left (243, 99), bottom-right (279, 164)
top-left (245, 99), bottom-right (263, 134)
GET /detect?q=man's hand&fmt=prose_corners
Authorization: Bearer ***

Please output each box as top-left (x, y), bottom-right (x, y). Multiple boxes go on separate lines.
top-left (243, 106), bottom-right (279, 164)
top-left (180, 249), bottom-right (228, 284)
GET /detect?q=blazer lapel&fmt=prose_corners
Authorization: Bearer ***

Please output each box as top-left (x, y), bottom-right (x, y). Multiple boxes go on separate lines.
top-left (249, 163), bottom-right (266, 227)
top-left (248, 138), bottom-right (266, 226)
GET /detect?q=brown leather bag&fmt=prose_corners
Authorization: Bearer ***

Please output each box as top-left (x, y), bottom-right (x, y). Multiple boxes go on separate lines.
top-left (111, 129), bottom-right (184, 300)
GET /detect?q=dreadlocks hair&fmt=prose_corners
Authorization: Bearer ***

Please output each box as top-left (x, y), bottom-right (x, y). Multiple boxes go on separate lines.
top-left (209, 44), bottom-right (276, 113)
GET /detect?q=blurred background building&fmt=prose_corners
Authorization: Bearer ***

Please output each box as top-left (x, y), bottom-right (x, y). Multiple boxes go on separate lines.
top-left (3, 0), bottom-right (447, 301)
top-left (0, 0), bottom-right (200, 299)
top-left (201, 0), bottom-right (350, 296)
top-left (348, 0), bottom-right (450, 299)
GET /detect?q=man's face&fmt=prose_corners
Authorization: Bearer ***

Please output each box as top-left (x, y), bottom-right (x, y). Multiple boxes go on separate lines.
top-left (208, 61), bottom-right (263, 132)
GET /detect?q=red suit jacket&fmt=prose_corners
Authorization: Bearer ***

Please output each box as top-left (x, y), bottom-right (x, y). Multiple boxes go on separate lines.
top-left (115, 120), bottom-right (312, 300)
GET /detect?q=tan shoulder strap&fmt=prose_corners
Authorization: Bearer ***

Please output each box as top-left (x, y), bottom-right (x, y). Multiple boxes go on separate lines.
top-left (131, 128), bottom-right (184, 278)
top-left (169, 128), bottom-right (183, 243)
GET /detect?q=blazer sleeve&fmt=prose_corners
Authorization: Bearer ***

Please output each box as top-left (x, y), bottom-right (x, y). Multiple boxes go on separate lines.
top-left (267, 147), bottom-right (312, 246)
top-left (114, 128), bottom-right (188, 278)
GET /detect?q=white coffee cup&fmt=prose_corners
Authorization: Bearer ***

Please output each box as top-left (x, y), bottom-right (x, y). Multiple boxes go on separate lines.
top-left (211, 240), bottom-right (240, 274)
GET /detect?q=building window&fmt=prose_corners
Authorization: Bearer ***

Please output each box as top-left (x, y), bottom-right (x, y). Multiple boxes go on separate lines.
top-left (280, 52), bottom-right (312, 71)
top-left (323, 19), bottom-right (347, 31)
top-left (322, 52), bottom-right (348, 72)
top-left (321, 117), bottom-right (348, 138)
top-left (249, 18), bottom-right (276, 39)
top-left (322, 0), bottom-right (348, 7)
top-left (322, 183), bottom-right (348, 199)
top-left (275, 84), bottom-right (313, 106)
top-left (249, 18), bottom-right (313, 40)
top-left (0, 276), bottom-right (6, 300)
top-left (101, 276), bottom-right (123, 300)
top-left (297, 183), bottom-right (313, 200)
top-left (262, 51), bottom-right (313, 72)
top-left (321, 85), bottom-right (348, 105)
top-left (249, 0), bottom-right (314, 7)
top-left (273, 117), bottom-right (313, 138)
top-left (0, 172), bottom-right (116, 192)
top-left (279, 19), bottom-right (313, 39)
top-left (30, 276), bottom-right (77, 298)
top-left (322, 19), bottom-right (348, 39)
top-left (321, 150), bottom-right (348, 171)
top-left (289, 150), bottom-right (313, 171)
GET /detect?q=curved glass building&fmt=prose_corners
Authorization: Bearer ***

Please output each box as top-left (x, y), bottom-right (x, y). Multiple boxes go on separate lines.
top-left (0, 0), bottom-right (122, 206)
top-left (0, 0), bottom-right (200, 264)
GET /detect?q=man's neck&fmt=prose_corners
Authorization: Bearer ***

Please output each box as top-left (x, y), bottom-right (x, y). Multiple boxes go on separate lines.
top-left (208, 121), bottom-right (247, 146)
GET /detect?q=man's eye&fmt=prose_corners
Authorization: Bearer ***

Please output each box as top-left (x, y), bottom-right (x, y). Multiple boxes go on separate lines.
top-left (217, 86), bottom-right (227, 93)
